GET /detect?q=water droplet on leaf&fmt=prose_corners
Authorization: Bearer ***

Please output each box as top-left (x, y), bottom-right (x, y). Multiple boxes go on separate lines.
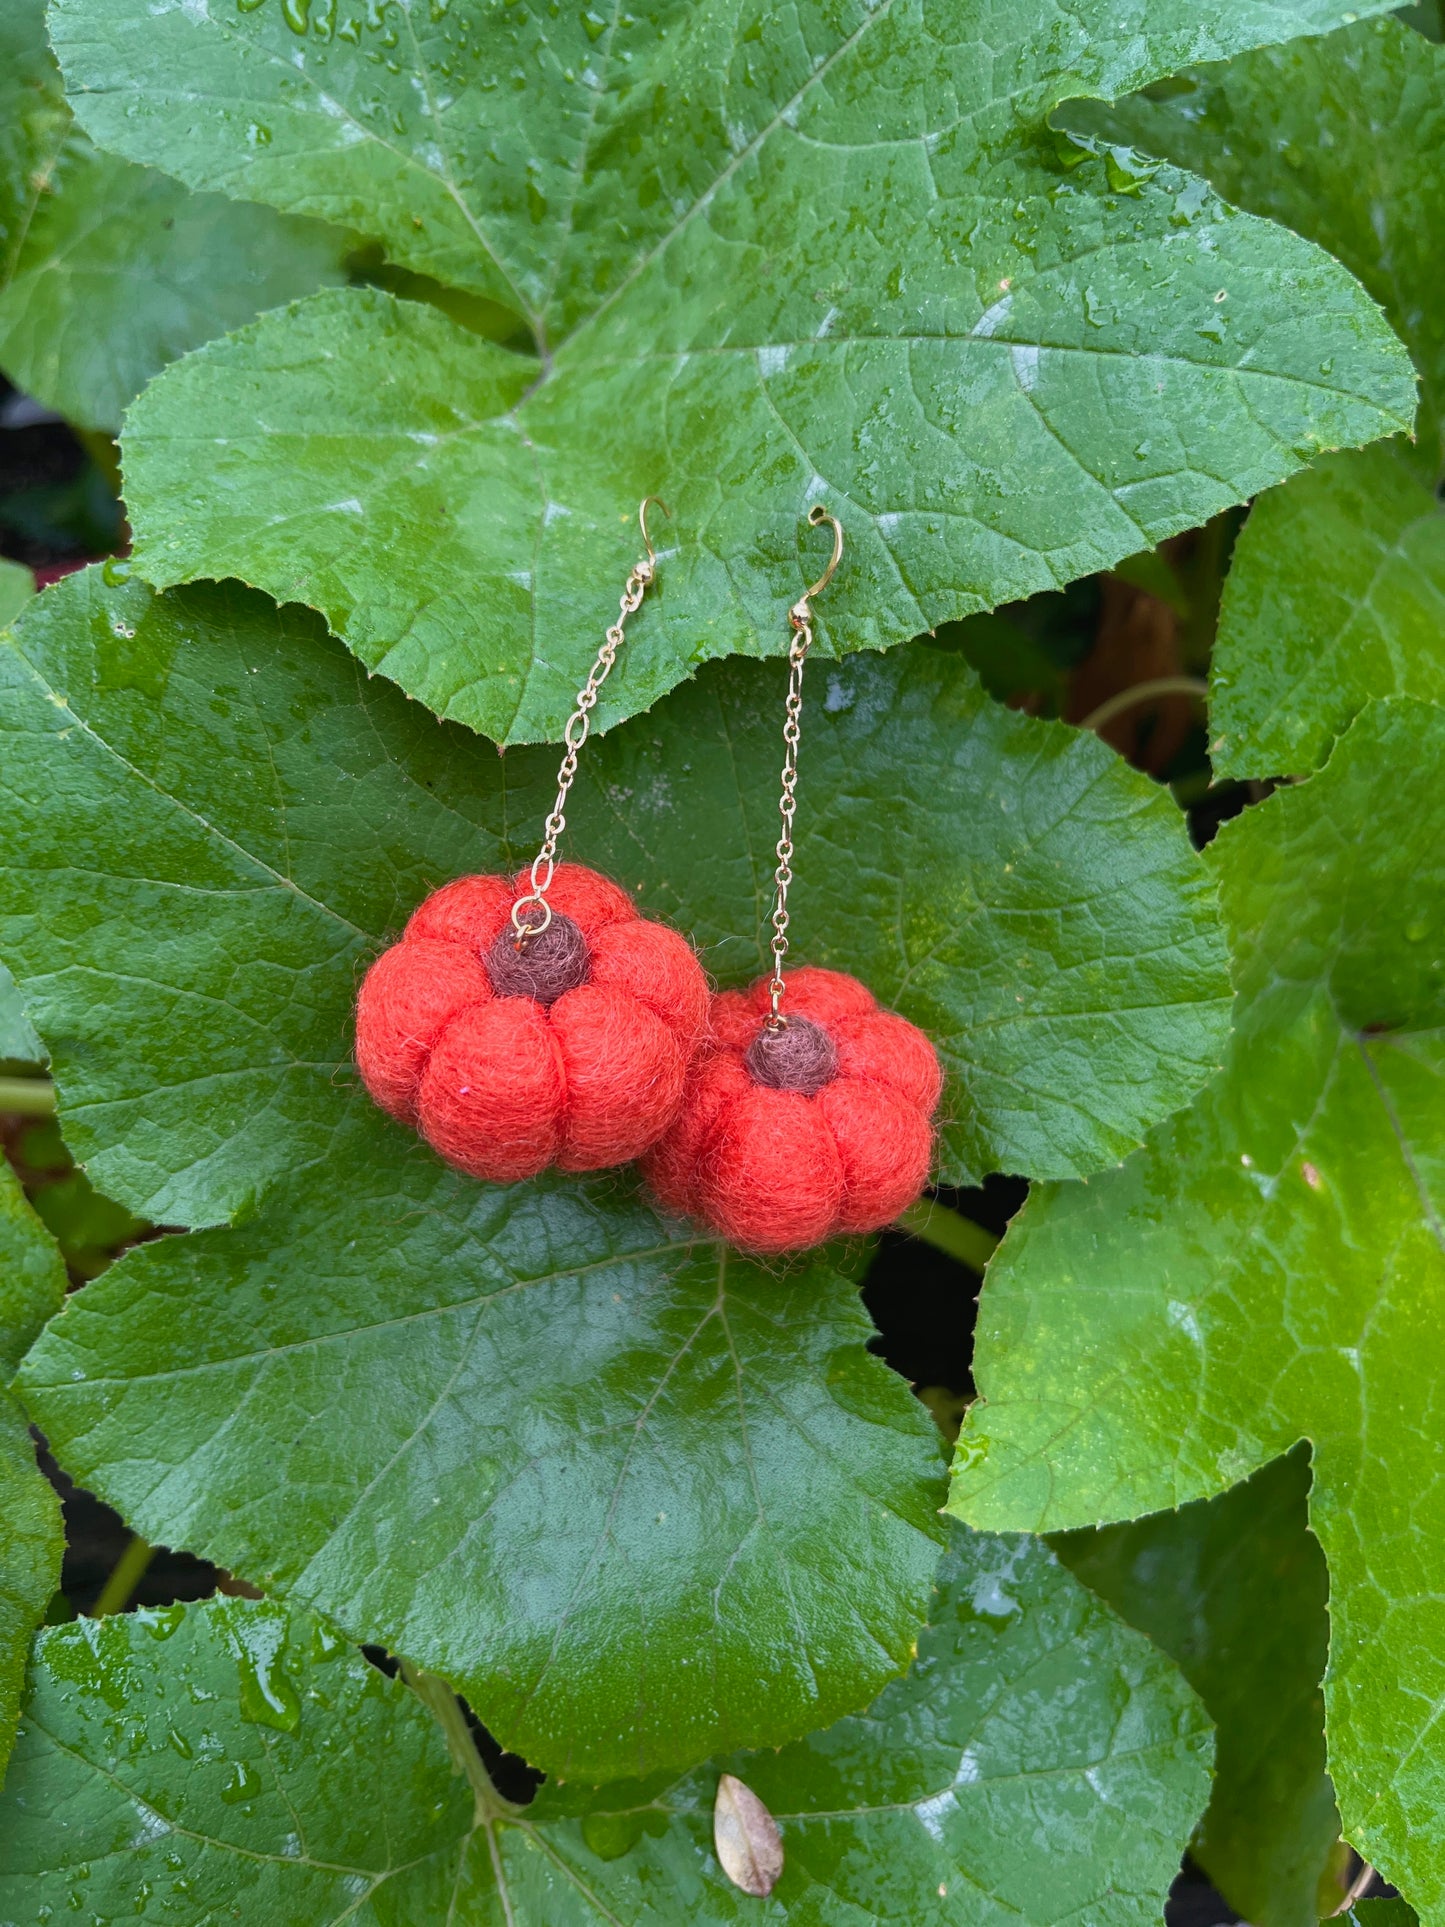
top-left (1103, 147), bottom-right (1158, 196)
top-left (582, 1811), bottom-right (646, 1859)
top-left (230, 1616), bottom-right (302, 1734)
top-left (221, 1759), bottom-right (263, 1804)
top-left (309, 1618), bottom-right (344, 1662)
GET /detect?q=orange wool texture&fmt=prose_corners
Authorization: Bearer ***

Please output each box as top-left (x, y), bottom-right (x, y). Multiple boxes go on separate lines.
top-left (644, 966), bottom-right (942, 1254)
top-left (355, 864), bottom-right (710, 1183)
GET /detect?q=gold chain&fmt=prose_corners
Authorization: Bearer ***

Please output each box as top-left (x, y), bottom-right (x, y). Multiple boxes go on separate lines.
top-left (764, 506), bottom-right (844, 1025)
top-left (511, 500), bottom-right (668, 945)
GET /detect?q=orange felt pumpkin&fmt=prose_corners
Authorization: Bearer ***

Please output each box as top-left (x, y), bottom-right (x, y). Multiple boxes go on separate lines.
top-left (644, 966), bottom-right (941, 1253)
top-left (357, 864), bottom-right (709, 1182)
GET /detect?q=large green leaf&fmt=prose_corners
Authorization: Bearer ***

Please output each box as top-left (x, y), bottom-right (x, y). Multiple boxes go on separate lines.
top-left (1210, 443), bottom-right (1445, 778)
top-left (18, 1139), bottom-right (947, 1782)
top-left (0, 1159), bottom-right (66, 1788)
top-left (0, 1537), bottom-right (1211, 1923)
top-left (0, 568), bottom-right (1227, 1224)
top-left (0, 1596), bottom-right (478, 1920)
top-left (1066, 16), bottom-right (1445, 778)
top-left (49, 0), bottom-right (1413, 741)
top-left (1055, 1446), bottom-right (1346, 1927)
top-left (947, 698), bottom-right (1445, 1918)
top-left (1067, 15), bottom-right (1444, 460)
top-left (0, 0), bottom-right (353, 432)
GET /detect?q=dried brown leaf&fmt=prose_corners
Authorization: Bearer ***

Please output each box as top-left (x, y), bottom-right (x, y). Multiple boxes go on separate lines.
top-left (713, 1771), bottom-right (784, 1898)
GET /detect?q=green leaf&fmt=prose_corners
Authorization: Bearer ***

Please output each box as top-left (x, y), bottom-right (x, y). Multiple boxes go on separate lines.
top-left (0, 560), bottom-right (34, 632)
top-left (947, 698), bottom-right (1445, 1916)
top-left (1399, 0), bottom-right (1444, 38)
top-left (0, 1394), bottom-right (61, 1791)
top-left (1064, 15), bottom-right (1445, 456)
top-left (0, 565), bottom-right (536, 1229)
top-left (0, 1163), bottom-right (65, 1787)
top-left (0, 0), bottom-right (354, 432)
top-left (0, 1596), bottom-right (479, 1919)
top-left (45, 0), bottom-right (1395, 323)
top-left (0, 1536), bottom-right (1211, 1923)
top-left (0, 568), bottom-right (1227, 1224)
top-left (51, 0), bottom-right (1414, 741)
top-left (1063, 16), bottom-right (1445, 778)
top-left (1211, 443), bottom-right (1445, 778)
top-left (18, 1143), bottom-right (947, 1782)
top-left (0, 963), bottom-right (42, 1067)
top-left (1055, 1446), bottom-right (1347, 1927)
top-left (0, 563), bottom-right (39, 1073)
top-left (1355, 1905), bottom-right (1422, 1927)
top-left (28, 1162), bottom-right (148, 1284)
top-left (0, 1155), bottom-right (66, 1376)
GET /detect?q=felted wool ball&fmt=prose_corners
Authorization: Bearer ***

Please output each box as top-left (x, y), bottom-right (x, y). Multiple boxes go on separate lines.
top-left (644, 966), bottom-right (942, 1254)
top-left (355, 864), bottom-right (710, 1183)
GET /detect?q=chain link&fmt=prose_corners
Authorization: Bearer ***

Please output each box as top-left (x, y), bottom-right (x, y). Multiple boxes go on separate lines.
top-left (765, 506), bottom-right (843, 1025)
top-left (511, 552), bottom-right (656, 945)
top-left (764, 598), bottom-right (814, 1024)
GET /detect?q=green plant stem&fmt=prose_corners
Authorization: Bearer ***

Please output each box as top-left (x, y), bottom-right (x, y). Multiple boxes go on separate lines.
top-left (1079, 676), bottom-right (1209, 735)
top-left (400, 1659), bottom-right (517, 1823)
top-left (91, 1534), bottom-right (155, 1616)
top-left (896, 1198), bottom-right (999, 1272)
top-left (0, 1075), bottom-right (56, 1117)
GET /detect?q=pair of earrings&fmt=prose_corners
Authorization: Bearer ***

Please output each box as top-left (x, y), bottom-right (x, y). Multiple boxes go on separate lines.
top-left (355, 502), bottom-right (941, 1253)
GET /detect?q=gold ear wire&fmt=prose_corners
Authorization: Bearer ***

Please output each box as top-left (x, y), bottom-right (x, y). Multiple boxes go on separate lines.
top-left (797, 503), bottom-right (843, 607)
top-left (639, 495), bottom-right (672, 572)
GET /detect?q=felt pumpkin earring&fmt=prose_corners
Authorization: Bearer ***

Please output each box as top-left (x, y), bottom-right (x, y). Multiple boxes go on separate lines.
top-left (645, 507), bottom-right (942, 1253)
top-left (356, 499), bottom-right (710, 1182)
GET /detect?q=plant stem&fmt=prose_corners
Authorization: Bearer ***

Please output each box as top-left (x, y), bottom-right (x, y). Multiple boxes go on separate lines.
top-left (0, 1075), bottom-right (56, 1117)
top-left (92, 1534), bottom-right (155, 1616)
top-left (1078, 676), bottom-right (1209, 735)
top-left (400, 1660), bottom-right (517, 1823)
top-left (895, 1198), bottom-right (999, 1272)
